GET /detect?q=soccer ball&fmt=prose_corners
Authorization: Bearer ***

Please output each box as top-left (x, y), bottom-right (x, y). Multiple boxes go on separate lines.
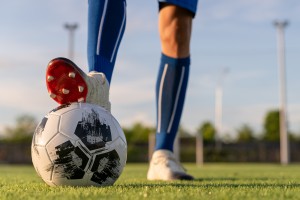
top-left (31, 103), bottom-right (127, 186)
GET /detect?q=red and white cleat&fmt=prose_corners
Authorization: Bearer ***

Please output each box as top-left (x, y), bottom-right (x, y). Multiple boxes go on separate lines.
top-left (46, 57), bottom-right (111, 112)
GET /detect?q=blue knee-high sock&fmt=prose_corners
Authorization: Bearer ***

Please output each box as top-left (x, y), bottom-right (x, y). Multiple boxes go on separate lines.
top-left (155, 53), bottom-right (190, 152)
top-left (87, 0), bottom-right (126, 84)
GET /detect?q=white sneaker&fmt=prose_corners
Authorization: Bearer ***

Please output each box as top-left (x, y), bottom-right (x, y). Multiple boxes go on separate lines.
top-left (46, 57), bottom-right (111, 112)
top-left (147, 149), bottom-right (194, 181)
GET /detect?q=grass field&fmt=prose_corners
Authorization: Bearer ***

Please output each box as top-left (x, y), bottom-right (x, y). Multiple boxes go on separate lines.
top-left (1, 163), bottom-right (300, 200)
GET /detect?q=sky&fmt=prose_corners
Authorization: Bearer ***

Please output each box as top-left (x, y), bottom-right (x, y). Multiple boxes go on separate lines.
top-left (0, 0), bottom-right (299, 138)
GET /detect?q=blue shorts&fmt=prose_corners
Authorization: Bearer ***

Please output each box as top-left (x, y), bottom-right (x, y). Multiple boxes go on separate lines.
top-left (158, 0), bottom-right (198, 16)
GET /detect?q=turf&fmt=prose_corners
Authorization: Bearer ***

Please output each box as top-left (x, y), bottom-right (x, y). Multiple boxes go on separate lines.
top-left (0, 163), bottom-right (300, 200)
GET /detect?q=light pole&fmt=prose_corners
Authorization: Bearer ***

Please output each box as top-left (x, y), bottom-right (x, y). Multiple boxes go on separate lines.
top-left (215, 68), bottom-right (229, 150)
top-left (64, 23), bottom-right (78, 60)
top-left (273, 20), bottom-right (289, 165)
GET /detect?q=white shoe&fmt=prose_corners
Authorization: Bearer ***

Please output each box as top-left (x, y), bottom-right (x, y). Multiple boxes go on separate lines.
top-left (147, 149), bottom-right (194, 181)
top-left (46, 57), bottom-right (111, 112)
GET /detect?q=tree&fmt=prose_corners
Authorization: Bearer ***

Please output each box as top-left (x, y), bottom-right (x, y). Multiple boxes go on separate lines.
top-left (197, 121), bottom-right (215, 142)
top-left (2, 115), bottom-right (38, 142)
top-left (123, 122), bottom-right (155, 143)
top-left (122, 122), bottom-right (155, 162)
top-left (178, 125), bottom-right (192, 137)
top-left (236, 124), bottom-right (255, 142)
top-left (262, 110), bottom-right (280, 141)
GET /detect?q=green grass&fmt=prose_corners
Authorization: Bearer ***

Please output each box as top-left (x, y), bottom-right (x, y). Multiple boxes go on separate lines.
top-left (1, 163), bottom-right (300, 200)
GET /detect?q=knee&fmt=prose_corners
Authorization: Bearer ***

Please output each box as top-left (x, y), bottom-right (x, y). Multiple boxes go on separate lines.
top-left (161, 19), bottom-right (190, 47)
top-left (159, 7), bottom-right (192, 57)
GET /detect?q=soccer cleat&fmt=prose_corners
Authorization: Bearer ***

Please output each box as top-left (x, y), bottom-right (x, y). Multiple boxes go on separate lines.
top-left (46, 57), bottom-right (111, 112)
top-left (147, 149), bottom-right (194, 181)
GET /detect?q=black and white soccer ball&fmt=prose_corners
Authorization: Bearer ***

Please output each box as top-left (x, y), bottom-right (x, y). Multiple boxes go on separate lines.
top-left (31, 103), bottom-right (127, 186)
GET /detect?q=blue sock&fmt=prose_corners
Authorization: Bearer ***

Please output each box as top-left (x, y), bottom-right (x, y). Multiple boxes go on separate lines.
top-left (87, 0), bottom-right (126, 84)
top-left (155, 53), bottom-right (190, 152)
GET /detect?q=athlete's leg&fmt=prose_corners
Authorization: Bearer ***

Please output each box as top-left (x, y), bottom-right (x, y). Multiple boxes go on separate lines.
top-left (88, 0), bottom-right (126, 84)
top-left (155, 5), bottom-right (193, 152)
top-left (148, 0), bottom-right (198, 181)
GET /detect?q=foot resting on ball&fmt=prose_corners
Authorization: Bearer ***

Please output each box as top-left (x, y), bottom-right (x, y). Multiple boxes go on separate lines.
top-left (147, 149), bottom-right (194, 181)
top-left (46, 57), bottom-right (111, 112)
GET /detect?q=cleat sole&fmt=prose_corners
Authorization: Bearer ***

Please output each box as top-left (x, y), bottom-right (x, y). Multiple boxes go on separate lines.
top-left (47, 75), bottom-right (54, 82)
top-left (78, 86), bottom-right (84, 93)
top-left (46, 57), bottom-right (88, 105)
top-left (50, 93), bottom-right (56, 98)
top-left (69, 72), bottom-right (76, 78)
top-left (62, 88), bottom-right (70, 94)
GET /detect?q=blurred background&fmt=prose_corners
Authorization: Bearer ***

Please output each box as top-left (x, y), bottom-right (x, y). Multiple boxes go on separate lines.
top-left (0, 0), bottom-right (299, 163)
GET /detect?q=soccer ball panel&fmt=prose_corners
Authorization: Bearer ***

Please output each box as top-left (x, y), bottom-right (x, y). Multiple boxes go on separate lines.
top-left (111, 116), bottom-right (126, 144)
top-left (59, 109), bottom-right (83, 139)
top-left (111, 137), bottom-right (127, 170)
top-left (31, 145), bottom-right (52, 182)
top-left (46, 133), bottom-right (74, 163)
top-left (88, 149), bottom-right (122, 186)
top-left (33, 114), bottom-right (60, 146)
top-left (52, 164), bottom-right (89, 186)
